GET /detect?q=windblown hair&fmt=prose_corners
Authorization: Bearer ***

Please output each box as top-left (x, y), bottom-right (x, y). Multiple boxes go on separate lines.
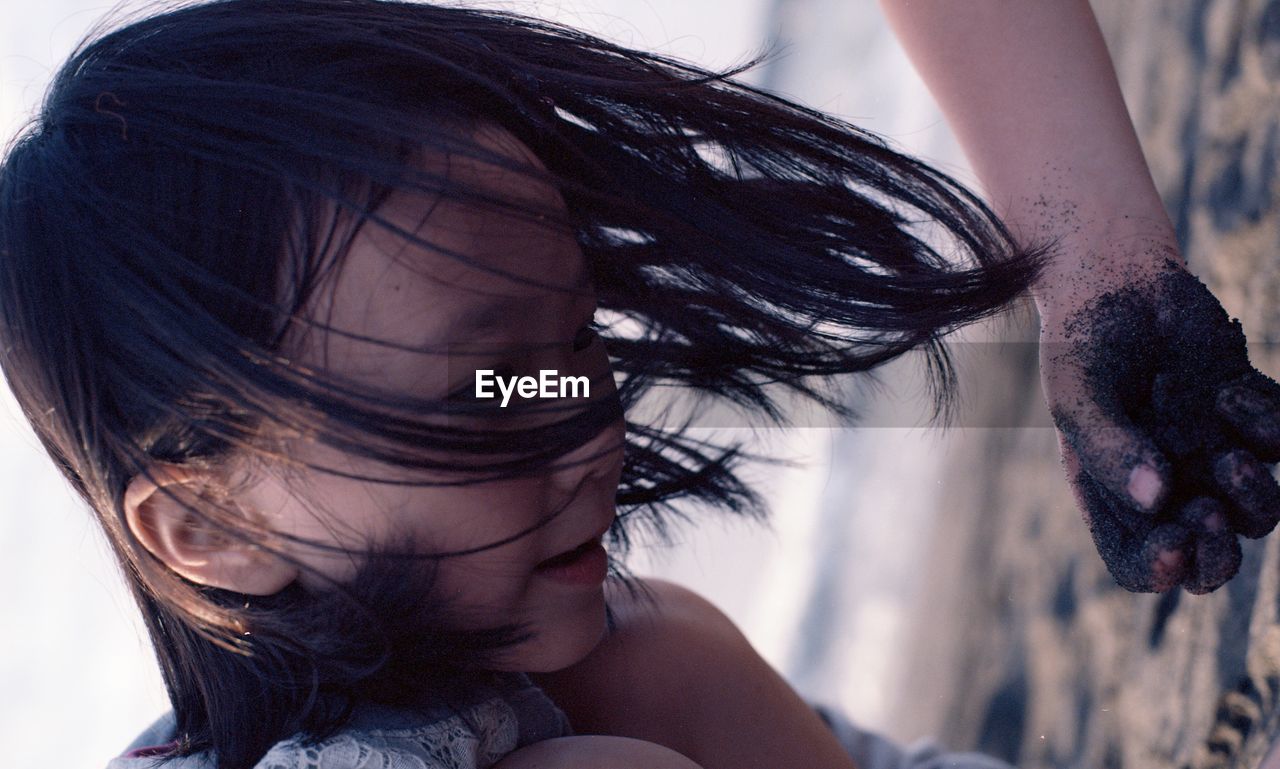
top-left (0, 1), bottom-right (1048, 766)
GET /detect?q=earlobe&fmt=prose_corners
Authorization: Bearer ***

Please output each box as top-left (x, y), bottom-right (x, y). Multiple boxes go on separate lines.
top-left (123, 464), bottom-right (298, 595)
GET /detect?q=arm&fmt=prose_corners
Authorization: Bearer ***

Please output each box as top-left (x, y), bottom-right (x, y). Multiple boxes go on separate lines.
top-left (530, 578), bottom-right (859, 769)
top-left (879, 0), bottom-right (1280, 593)
top-left (877, 0), bottom-right (1172, 302)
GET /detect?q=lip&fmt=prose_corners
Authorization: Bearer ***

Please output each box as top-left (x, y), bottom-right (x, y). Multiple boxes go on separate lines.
top-left (533, 534), bottom-right (609, 585)
top-left (533, 513), bottom-right (614, 585)
top-left (533, 438), bottom-right (622, 582)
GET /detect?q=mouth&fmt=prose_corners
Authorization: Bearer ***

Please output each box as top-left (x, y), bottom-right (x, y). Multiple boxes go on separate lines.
top-left (535, 535), bottom-right (602, 570)
top-left (533, 519), bottom-right (613, 585)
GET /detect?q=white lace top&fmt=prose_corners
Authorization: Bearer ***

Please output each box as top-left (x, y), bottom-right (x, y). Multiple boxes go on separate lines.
top-left (106, 674), bottom-right (572, 769)
top-left (107, 681), bottom-right (1018, 769)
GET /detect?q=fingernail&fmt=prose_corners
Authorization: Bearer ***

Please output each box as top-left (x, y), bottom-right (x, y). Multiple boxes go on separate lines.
top-left (1152, 547), bottom-right (1186, 591)
top-left (1156, 548), bottom-right (1184, 570)
top-left (1128, 464), bottom-right (1162, 510)
top-left (1202, 510), bottom-right (1227, 534)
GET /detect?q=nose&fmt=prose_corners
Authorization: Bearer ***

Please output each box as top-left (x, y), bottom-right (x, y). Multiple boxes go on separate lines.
top-left (535, 314), bottom-right (624, 494)
top-left (541, 343), bottom-right (625, 494)
top-left (544, 402), bottom-right (626, 497)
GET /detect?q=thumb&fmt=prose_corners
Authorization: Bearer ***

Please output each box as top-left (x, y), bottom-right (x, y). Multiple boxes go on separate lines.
top-left (1051, 397), bottom-right (1170, 513)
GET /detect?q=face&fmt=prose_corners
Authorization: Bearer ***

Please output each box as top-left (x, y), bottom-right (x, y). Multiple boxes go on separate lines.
top-left (235, 122), bottom-right (624, 673)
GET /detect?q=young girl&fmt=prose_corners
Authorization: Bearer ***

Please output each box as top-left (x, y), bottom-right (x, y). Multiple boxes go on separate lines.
top-left (3, 1), bottom-right (1277, 768)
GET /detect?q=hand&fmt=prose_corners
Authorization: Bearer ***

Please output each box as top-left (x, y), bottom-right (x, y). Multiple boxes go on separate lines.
top-left (1040, 255), bottom-right (1280, 593)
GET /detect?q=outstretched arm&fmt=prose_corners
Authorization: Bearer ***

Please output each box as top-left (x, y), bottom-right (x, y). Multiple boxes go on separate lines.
top-left (879, 0), bottom-right (1280, 593)
top-left (877, 0), bottom-right (1168, 289)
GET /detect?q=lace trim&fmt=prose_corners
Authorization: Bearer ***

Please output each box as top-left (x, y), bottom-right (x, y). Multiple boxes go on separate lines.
top-left (256, 697), bottom-right (519, 769)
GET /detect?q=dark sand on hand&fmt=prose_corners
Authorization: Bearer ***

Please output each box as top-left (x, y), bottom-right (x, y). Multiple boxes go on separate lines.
top-left (1059, 264), bottom-right (1280, 593)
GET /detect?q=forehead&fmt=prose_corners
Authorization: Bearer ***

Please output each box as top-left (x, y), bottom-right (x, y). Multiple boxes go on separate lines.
top-left (290, 123), bottom-right (589, 372)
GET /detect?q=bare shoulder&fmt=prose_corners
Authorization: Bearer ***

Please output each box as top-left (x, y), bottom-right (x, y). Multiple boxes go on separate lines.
top-left (529, 578), bottom-right (759, 752)
top-left (491, 736), bottom-right (703, 769)
top-left (532, 577), bottom-right (858, 769)
top-left (601, 576), bottom-right (744, 645)
top-left (619, 576), bottom-right (725, 615)
top-left (556, 575), bottom-right (756, 681)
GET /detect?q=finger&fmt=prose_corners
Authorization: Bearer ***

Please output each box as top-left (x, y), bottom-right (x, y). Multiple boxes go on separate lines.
top-left (1060, 433), bottom-right (1169, 537)
top-left (1176, 497), bottom-right (1242, 595)
top-left (1052, 398), bottom-right (1170, 514)
top-left (1064, 440), bottom-right (1190, 592)
top-left (1213, 449), bottom-right (1280, 538)
top-left (1216, 371), bottom-right (1280, 463)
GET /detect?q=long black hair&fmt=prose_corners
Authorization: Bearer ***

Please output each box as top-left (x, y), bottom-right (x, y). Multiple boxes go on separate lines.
top-left (0, 1), bottom-right (1049, 767)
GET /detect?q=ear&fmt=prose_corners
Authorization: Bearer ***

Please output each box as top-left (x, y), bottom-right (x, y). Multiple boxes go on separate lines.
top-left (123, 464), bottom-right (299, 595)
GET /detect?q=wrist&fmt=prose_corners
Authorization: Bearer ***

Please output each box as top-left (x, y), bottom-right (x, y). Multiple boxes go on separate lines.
top-left (1014, 196), bottom-right (1182, 321)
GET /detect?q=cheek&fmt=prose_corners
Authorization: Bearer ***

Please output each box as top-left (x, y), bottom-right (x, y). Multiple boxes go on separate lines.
top-left (405, 488), bottom-right (551, 608)
top-left (402, 483), bottom-right (549, 553)
top-left (429, 542), bottom-right (542, 621)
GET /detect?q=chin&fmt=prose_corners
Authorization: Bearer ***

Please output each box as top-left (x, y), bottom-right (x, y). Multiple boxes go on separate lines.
top-left (502, 589), bottom-right (609, 673)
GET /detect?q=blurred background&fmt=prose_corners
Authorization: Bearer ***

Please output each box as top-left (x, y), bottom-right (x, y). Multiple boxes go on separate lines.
top-left (4, 2), bottom-right (1280, 768)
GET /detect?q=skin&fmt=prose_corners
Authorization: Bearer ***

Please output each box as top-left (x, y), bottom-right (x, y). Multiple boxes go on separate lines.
top-left (122, 123), bottom-right (859, 768)
top-left (880, 0), bottom-right (1280, 593)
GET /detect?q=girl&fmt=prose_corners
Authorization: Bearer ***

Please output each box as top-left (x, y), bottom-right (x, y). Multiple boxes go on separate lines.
top-left (2, 1), bottom-right (1276, 767)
